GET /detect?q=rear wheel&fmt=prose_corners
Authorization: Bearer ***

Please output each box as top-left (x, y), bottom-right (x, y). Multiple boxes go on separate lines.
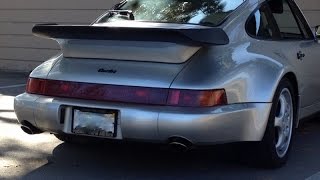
top-left (258, 78), bottom-right (296, 168)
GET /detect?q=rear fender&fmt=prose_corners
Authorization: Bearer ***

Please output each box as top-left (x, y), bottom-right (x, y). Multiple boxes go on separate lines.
top-left (30, 54), bottom-right (62, 79)
top-left (170, 43), bottom-right (287, 104)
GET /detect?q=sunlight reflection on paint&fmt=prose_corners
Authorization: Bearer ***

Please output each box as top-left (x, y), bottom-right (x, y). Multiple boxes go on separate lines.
top-left (0, 95), bottom-right (58, 143)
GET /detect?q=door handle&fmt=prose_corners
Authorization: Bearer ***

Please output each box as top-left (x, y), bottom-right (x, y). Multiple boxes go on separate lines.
top-left (297, 51), bottom-right (305, 60)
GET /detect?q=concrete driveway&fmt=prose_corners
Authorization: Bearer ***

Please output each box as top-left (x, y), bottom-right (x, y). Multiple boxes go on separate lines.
top-left (1, 71), bottom-right (320, 180)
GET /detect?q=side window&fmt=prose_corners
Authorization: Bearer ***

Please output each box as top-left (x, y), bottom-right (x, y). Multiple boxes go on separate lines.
top-left (246, 4), bottom-right (275, 39)
top-left (269, 0), bottom-right (303, 39)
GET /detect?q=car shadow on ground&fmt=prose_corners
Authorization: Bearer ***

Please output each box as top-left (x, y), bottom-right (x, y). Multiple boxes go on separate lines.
top-left (0, 116), bottom-right (19, 124)
top-left (22, 118), bottom-right (320, 180)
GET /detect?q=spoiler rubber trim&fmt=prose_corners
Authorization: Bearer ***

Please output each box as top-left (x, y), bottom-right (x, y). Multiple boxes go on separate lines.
top-left (32, 24), bottom-right (229, 45)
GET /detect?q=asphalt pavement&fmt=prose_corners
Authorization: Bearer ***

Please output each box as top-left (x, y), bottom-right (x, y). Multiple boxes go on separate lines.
top-left (1, 71), bottom-right (320, 180)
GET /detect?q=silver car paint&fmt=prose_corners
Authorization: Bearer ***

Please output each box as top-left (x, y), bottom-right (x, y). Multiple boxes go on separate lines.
top-left (14, 0), bottom-right (320, 144)
top-left (47, 56), bottom-right (187, 88)
top-left (62, 40), bottom-right (201, 63)
top-left (15, 93), bottom-right (272, 144)
top-left (220, 0), bottom-right (320, 118)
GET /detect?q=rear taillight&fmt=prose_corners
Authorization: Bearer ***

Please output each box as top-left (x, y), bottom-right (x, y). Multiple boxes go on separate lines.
top-left (26, 78), bottom-right (227, 107)
top-left (26, 78), bottom-right (46, 94)
top-left (167, 89), bottom-right (227, 107)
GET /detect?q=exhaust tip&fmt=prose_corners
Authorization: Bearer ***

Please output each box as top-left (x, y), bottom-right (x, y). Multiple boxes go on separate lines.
top-left (169, 142), bottom-right (189, 152)
top-left (20, 121), bottom-right (43, 135)
top-left (168, 137), bottom-right (193, 152)
top-left (21, 126), bottom-right (34, 135)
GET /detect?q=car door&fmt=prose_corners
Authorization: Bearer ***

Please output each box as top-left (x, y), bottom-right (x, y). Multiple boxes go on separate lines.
top-left (288, 0), bottom-right (320, 115)
top-left (268, 0), bottom-right (320, 113)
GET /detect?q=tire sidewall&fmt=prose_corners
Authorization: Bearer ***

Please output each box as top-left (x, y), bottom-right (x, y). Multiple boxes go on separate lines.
top-left (261, 78), bottom-right (297, 167)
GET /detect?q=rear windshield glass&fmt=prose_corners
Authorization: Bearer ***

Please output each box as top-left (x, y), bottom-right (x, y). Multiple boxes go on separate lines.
top-left (97, 0), bottom-right (245, 26)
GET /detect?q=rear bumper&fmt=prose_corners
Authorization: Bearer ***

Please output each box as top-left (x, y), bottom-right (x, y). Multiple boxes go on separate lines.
top-left (14, 93), bottom-right (272, 145)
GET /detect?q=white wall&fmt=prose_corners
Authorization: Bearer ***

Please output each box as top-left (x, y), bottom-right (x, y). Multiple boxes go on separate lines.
top-left (0, 0), bottom-right (319, 72)
top-left (0, 0), bottom-right (119, 72)
top-left (296, 0), bottom-right (320, 28)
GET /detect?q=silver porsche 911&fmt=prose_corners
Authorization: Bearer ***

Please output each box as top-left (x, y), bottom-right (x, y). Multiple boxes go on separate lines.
top-left (14, 0), bottom-right (320, 167)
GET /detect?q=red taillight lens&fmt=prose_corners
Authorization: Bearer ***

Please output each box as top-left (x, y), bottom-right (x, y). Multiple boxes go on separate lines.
top-left (26, 78), bottom-right (168, 105)
top-left (26, 78), bottom-right (46, 94)
top-left (167, 89), bottom-right (227, 107)
top-left (44, 80), bottom-right (169, 105)
top-left (26, 78), bottom-right (227, 107)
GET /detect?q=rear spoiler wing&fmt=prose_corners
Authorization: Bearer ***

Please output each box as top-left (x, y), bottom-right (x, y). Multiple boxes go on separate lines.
top-left (32, 24), bottom-right (229, 45)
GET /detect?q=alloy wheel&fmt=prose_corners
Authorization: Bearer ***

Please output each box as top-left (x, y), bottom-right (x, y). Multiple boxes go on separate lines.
top-left (274, 88), bottom-right (293, 158)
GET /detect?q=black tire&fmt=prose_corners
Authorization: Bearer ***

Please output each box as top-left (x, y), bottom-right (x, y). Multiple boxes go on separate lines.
top-left (54, 134), bottom-right (75, 143)
top-left (54, 133), bottom-right (90, 144)
top-left (257, 78), bottom-right (297, 168)
top-left (54, 133), bottom-right (106, 144)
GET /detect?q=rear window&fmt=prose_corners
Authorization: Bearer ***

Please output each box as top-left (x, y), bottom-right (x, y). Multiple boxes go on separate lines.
top-left (97, 0), bottom-right (245, 26)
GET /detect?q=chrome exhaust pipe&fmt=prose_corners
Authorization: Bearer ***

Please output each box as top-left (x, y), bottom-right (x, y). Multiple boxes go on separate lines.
top-left (169, 142), bottom-right (189, 152)
top-left (168, 137), bottom-right (193, 152)
top-left (21, 125), bottom-right (34, 135)
top-left (20, 121), bottom-right (43, 135)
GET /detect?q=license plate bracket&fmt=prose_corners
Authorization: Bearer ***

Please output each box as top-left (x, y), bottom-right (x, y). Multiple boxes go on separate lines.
top-left (72, 107), bottom-right (118, 138)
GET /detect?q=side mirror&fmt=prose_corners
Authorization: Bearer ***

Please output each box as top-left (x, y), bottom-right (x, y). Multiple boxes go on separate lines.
top-left (315, 25), bottom-right (320, 39)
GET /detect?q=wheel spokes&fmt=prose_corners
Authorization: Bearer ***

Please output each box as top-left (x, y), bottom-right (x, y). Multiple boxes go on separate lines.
top-left (275, 96), bottom-right (286, 129)
top-left (274, 88), bottom-right (293, 158)
top-left (275, 117), bottom-right (283, 129)
top-left (276, 133), bottom-right (284, 149)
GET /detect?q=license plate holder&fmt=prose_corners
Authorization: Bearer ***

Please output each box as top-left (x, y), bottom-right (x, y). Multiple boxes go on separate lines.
top-left (72, 107), bottom-right (118, 138)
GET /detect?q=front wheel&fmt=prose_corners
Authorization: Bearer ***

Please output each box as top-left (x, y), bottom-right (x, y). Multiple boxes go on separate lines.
top-left (258, 78), bottom-right (296, 168)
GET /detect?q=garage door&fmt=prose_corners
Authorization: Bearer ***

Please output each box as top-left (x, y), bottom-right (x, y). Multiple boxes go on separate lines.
top-left (296, 0), bottom-right (320, 28)
top-left (0, 0), bottom-right (119, 72)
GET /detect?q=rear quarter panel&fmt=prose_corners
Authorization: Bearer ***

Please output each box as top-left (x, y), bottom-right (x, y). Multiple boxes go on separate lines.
top-left (171, 0), bottom-right (295, 104)
top-left (170, 41), bottom-right (286, 104)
